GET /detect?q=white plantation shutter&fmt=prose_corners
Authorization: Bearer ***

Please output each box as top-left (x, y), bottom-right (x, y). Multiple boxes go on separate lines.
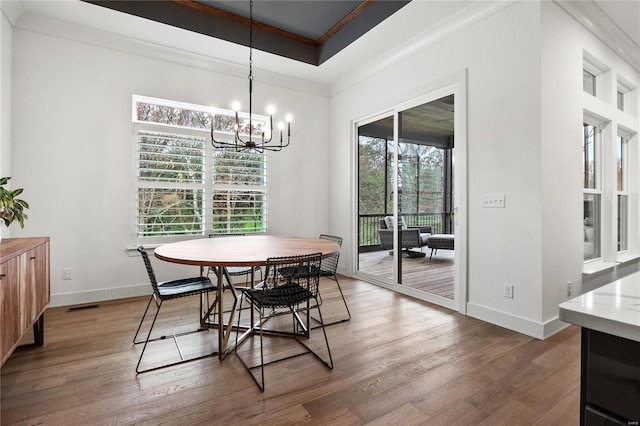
top-left (133, 96), bottom-right (268, 243)
top-left (212, 150), bottom-right (267, 234)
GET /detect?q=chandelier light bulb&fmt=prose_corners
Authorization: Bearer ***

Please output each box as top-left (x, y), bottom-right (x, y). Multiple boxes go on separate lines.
top-left (210, 0), bottom-right (290, 152)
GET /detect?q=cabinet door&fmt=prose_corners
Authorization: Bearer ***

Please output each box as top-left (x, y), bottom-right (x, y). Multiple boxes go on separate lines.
top-left (1, 257), bottom-right (21, 364)
top-left (585, 330), bottom-right (640, 422)
top-left (32, 242), bottom-right (50, 312)
top-left (19, 242), bottom-right (50, 333)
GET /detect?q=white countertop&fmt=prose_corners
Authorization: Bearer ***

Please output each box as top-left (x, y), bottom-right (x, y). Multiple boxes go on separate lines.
top-left (559, 272), bottom-right (640, 342)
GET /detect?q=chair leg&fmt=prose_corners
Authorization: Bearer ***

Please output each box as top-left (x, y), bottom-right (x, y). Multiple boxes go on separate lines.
top-left (235, 297), bottom-right (333, 392)
top-left (135, 294), bottom-right (218, 374)
top-left (328, 275), bottom-right (351, 324)
top-left (135, 299), bottom-right (163, 373)
top-left (133, 295), bottom-right (155, 344)
top-left (258, 307), bottom-right (265, 391)
top-left (311, 275), bottom-right (351, 328)
top-left (201, 290), bottom-right (220, 328)
top-left (296, 298), bottom-right (334, 370)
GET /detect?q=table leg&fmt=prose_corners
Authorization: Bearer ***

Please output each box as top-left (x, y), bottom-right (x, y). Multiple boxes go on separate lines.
top-left (216, 267), bottom-right (241, 360)
top-left (217, 267), bottom-right (224, 359)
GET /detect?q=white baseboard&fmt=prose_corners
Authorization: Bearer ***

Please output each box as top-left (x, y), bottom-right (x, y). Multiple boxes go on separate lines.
top-left (49, 283), bottom-right (150, 308)
top-left (466, 302), bottom-right (571, 340)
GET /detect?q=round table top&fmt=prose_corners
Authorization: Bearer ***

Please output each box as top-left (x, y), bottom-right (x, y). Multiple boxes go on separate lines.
top-left (154, 235), bottom-right (340, 267)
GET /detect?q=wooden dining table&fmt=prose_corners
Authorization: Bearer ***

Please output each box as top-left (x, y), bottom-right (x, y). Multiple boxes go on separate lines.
top-left (153, 235), bottom-right (340, 359)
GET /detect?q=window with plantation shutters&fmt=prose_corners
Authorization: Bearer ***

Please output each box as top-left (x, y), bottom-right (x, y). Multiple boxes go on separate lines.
top-left (212, 151), bottom-right (266, 234)
top-left (133, 96), bottom-right (268, 244)
top-left (137, 131), bottom-right (206, 238)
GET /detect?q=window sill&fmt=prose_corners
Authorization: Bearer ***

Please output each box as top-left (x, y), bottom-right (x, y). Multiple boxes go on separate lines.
top-left (616, 252), bottom-right (640, 265)
top-left (582, 260), bottom-right (617, 276)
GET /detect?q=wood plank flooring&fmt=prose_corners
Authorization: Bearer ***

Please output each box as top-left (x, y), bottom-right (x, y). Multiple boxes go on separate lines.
top-left (359, 250), bottom-right (454, 298)
top-left (1, 277), bottom-right (580, 425)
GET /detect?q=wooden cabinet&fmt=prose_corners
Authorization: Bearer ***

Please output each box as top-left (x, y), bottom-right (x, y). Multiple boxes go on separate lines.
top-left (0, 237), bottom-right (50, 366)
top-left (0, 256), bottom-right (21, 362)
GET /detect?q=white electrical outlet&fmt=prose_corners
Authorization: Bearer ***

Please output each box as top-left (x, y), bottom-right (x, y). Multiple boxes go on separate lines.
top-left (567, 281), bottom-right (572, 297)
top-left (63, 268), bottom-right (72, 280)
top-left (504, 283), bottom-right (514, 299)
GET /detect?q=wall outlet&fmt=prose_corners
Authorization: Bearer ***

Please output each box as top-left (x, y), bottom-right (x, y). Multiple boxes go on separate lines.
top-left (567, 281), bottom-right (572, 297)
top-left (63, 268), bottom-right (72, 280)
top-left (504, 283), bottom-right (514, 299)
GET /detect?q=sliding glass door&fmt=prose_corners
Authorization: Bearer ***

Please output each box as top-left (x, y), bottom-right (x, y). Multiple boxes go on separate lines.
top-left (356, 93), bottom-right (458, 310)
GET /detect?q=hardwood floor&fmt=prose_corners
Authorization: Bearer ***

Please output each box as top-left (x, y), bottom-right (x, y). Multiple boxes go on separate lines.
top-left (1, 277), bottom-right (580, 425)
top-left (359, 249), bottom-right (454, 298)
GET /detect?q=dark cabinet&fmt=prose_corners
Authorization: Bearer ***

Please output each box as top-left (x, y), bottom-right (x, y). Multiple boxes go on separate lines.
top-left (581, 328), bottom-right (640, 425)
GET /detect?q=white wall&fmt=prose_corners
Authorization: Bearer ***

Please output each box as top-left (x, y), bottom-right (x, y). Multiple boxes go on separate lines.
top-left (331, 1), bottom-right (547, 336)
top-left (9, 15), bottom-right (331, 306)
top-left (539, 2), bottom-right (585, 332)
top-left (330, 0), bottom-right (639, 339)
top-left (540, 0), bottom-right (640, 325)
top-left (1, 7), bottom-right (13, 240)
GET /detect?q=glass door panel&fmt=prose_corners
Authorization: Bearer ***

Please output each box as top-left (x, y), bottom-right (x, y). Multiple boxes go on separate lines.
top-left (357, 115), bottom-right (396, 284)
top-left (398, 96), bottom-right (455, 301)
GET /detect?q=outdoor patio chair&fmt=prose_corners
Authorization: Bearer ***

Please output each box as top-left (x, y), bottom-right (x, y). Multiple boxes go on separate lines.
top-left (379, 216), bottom-right (432, 257)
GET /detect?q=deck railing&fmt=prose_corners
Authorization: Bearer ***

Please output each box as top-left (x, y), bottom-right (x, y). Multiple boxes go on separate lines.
top-left (359, 213), bottom-right (452, 250)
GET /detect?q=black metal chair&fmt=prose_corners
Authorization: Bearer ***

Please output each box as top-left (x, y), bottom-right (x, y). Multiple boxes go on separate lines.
top-left (133, 247), bottom-right (218, 373)
top-left (234, 252), bottom-right (333, 392)
top-left (316, 234), bottom-right (350, 325)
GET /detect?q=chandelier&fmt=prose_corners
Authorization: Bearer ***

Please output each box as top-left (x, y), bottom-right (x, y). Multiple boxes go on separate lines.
top-left (211, 0), bottom-right (291, 152)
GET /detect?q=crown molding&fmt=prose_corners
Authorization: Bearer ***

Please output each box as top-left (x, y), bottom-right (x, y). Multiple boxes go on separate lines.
top-left (329, 0), bottom-right (517, 97)
top-left (1, 0), bottom-right (25, 26)
top-left (555, 0), bottom-right (640, 73)
top-left (12, 6), bottom-right (329, 97)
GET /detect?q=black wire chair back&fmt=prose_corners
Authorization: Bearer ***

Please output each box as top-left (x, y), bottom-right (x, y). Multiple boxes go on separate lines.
top-left (137, 246), bottom-right (160, 294)
top-left (257, 253), bottom-right (323, 308)
top-left (319, 234), bottom-right (342, 275)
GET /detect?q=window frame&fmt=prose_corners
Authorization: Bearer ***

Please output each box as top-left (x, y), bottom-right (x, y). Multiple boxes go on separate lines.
top-left (132, 96), bottom-right (269, 246)
top-left (616, 132), bottom-right (630, 253)
top-left (581, 52), bottom-right (640, 272)
top-left (583, 119), bottom-right (602, 263)
top-left (583, 52), bottom-right (610, 102)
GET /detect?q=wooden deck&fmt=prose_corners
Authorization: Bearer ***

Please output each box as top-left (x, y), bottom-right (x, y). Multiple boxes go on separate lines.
top-left (359, 248), bottom-right (454, 299)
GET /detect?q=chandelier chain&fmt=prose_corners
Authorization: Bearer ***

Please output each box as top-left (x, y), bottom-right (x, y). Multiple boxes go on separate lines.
top-left (210, 0), bottom-right (291, 152)
top-left (249, 0), bottom-right (253, 82)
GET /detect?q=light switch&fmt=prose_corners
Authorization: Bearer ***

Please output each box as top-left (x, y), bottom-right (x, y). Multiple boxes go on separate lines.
top-left (482, 194), bottom-right (505, 208)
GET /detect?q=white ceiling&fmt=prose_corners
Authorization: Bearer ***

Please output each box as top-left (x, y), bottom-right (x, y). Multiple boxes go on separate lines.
top-left (4, 0), bottom-right (640, 88)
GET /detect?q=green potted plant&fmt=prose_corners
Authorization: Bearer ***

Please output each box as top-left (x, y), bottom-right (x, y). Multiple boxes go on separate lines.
top-left (0, 176), bottom-right (29, 229)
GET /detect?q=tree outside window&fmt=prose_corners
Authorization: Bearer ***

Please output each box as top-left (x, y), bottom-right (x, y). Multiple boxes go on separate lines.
top-left (134, 96), bottom-right (267, 242)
